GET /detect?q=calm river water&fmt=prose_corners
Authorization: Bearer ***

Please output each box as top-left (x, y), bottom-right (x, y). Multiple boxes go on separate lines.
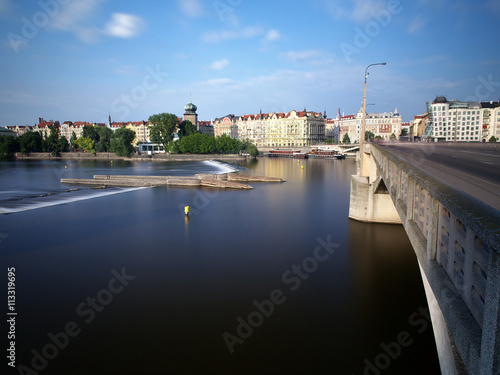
top-left (0, 157), bottom-right (440, 374)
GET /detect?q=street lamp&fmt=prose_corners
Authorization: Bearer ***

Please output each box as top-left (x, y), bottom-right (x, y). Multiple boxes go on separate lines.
top-left (360, 62), bottom-right (386, 177)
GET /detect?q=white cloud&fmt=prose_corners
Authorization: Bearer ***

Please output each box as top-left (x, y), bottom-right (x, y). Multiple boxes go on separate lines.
top-left (350, 0), bottom-right (387, 23)
top-left (287, 50), bottom-right (324, 62)
top-left (285, 50), bottom-right (335, 67)
top-left (318, 0), bottom-right (349, 20)
top-left (202, 26), bottom-right (264, 43)
top-left (49, 1), bottom-right (144, 42)
top-left (178, 0), bottom-right (204, 18)
top-left (105, 13), bottom-right (144, 39)
top-left (51, 0), bottom-right (102, 36)
top-left (209, 59), bottom-right (229, 70)
top-left (265, 29), bottom-right (281, 42)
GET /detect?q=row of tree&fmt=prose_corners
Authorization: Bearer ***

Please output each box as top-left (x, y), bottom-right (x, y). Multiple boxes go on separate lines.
top-left (0, 124), bottom-right (137, 159)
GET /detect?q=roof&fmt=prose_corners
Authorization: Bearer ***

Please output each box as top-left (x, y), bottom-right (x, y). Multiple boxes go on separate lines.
top-left (481, 101), bottom-right (500, 109)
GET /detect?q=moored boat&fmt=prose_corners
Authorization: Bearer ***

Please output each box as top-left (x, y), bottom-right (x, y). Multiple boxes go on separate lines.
top-left (268, 149), bottom-right (308, 158)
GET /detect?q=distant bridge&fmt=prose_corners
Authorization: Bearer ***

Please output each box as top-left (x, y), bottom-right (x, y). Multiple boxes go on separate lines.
top-left (349, 143), bottom-right (500, 375)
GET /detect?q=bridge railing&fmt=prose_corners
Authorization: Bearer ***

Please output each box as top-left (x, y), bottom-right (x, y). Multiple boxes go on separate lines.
top-left (370, 143), bottom-right (500, 375)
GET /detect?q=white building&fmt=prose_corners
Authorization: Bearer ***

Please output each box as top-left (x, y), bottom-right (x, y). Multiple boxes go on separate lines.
top-left (338, 107), bottom-right (402, 143)
top-left (426, 97), bottom-right (500, 142)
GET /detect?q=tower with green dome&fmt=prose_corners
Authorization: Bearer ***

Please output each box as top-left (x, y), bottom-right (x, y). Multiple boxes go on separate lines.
top-left (184, 99), bottom-right (198, 131)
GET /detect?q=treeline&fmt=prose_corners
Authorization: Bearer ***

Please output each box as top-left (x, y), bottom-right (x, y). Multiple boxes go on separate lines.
top-left (171, 133), bottom-right (258, 155)
top-left (0, 124), bottom-right (136, 159)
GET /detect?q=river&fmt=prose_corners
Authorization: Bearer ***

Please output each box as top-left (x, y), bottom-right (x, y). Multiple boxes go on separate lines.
top-left (0, 157), bottom-right (440, 374)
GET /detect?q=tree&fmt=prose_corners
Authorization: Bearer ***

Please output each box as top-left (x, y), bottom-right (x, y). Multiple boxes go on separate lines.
top-left (74, 137), bottom-right (95, 155)
top-left (0, 136), bottom-right (20, 159)
top-left (390, 133), bottom-right (397, 141)
top-left (111, 127), bottom-right (135, 157)
top-left (45, 124), bottom-right (61, 156)
top-left (58, 136), bottom-right (70, 153)
top-left (401, 128), bottom-right (409, 137)
top-left (246, 143), bottom-right (259, 157)
top-left (342, 133), bottom-right (351, 144)
top-left (19, 131), bottom-right (43, 154)
top-left (489, 136), bottom-right (497, 143)
top-left (83, 125), bottom-right (100, 143)
top-left (96, 127), bottom-right (113, 152)
top-left (178, 120), bottom-right (198, 138)
top-left (70, 131), bottom-right (78, 151)
top-left (148, 113), bottom-right (179, 147)
top-left (365, 131), bottom-right (375, 141)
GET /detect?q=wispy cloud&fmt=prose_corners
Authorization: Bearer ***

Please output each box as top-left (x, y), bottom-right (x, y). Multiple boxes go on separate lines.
top-left (265, 29), bottom-right (281, 42)
top-left (408, 15), bottom-right (427, 34)
top-left (178, 0), bottom-right (204, 18)
top-left (285, 49), bottom-right (335, 67)
top-left (50, 0), bottom-right (144, 42)
top-left (202, 26), bottom-right (264, 43)
top-left (316, 0), bottom-right (349, 20)
top-left (50, 0), bottom-right (103, 42)
top-left (105, 13), bottom-right (144, 39)
top-left (209, 58), bottom-right (229, 70)
top-left (350, 0), bottom-right (387, 23)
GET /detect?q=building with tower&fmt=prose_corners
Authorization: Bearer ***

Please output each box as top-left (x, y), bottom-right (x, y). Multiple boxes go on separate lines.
top-left (184, 100), bottom-right (198, 130)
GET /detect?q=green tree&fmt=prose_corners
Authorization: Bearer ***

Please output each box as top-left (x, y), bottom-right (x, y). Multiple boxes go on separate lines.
top-left (45, 124), bottom-right (61, 156)
top-left (148, 113), bottom-right (179, 147)
top-left (74, 137), bottom-right (95, 155)
top-left (111, 127), bottom-right (135, 157)
top-left (365, 131), bottom-right (375, 141)
top-left (19, 132), bottom-right (43, 154)
top-left (390, 133), bottom-right (397, 141)
top-left (83, 125), bottom-right (100, 143)
top-left (58, 136), bottom-right (70, 153)
top-left (342, 133), bottom-right (351, 144)
top-left (96, 127), bottom-right (113, 152)
top-left (401, 128), bottom-right (409, 137)
top-left (246, 143), bottom-right (259, 157)
top-left (178, 120), bottom-right (198, 138)
top-left (70, 131), bottom-right (78, 151)
top-left (0, 136), bottom-right (20, 159)
top-left (489, 136), bottom-right (497, 143)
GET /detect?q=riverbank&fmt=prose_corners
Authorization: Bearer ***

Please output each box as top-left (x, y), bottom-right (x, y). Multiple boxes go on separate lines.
top-left (13, 152), bottom-right (248, 161)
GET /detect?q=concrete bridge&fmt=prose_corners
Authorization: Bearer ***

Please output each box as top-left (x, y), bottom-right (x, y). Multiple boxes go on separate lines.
top-left (349, 143), bottom-right (500, 375)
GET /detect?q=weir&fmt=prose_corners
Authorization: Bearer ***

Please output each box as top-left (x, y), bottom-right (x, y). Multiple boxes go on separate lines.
top-left (349, 143), bottom-right (500, 375)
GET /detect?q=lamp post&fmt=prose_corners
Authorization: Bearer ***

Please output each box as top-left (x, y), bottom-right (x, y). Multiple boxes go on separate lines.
top-left (360, 62), bottom-right (386, 177)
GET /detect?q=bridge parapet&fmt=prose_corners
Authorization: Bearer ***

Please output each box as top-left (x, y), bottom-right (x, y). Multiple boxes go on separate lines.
top-left (367, 144), bottom-right (500, 375)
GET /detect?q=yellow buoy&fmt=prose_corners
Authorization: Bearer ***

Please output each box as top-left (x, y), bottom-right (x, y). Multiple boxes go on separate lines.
top-left (65, 165), bottom-right (67, 169)
top-left (184, 206), bottom-right (189, 216)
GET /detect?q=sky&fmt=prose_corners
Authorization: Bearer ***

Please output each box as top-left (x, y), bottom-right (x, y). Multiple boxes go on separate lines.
top-left (1, 0), bottom-right (499, 126)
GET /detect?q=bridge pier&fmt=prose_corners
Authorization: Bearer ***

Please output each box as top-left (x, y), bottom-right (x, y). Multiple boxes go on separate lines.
top-left (349, 145), bottom-right (401, 224)
top-left (349, 143), bottom-right (500, 375)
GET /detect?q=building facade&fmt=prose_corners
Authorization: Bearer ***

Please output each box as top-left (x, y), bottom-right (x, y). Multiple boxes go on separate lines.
top-left (213, 115), bottom-right (238, 139)
top-left (338, 107), bottom-right (402, 143)
top-left (426, 97), bottom-right (500, 142)
top-left (213, 110), bottom-right (326, 147)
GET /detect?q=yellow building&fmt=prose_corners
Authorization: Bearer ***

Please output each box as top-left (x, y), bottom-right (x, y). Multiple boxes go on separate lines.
top-left (237, 110), bottom-right (325, 147)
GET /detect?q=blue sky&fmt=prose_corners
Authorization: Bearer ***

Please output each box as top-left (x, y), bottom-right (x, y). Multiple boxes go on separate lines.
top-left (1, 0), bottom-right (499, 126)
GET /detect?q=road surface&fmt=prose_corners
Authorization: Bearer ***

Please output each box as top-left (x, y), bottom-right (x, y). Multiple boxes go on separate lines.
top-left (379, 143), bottom-right (500, 211)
